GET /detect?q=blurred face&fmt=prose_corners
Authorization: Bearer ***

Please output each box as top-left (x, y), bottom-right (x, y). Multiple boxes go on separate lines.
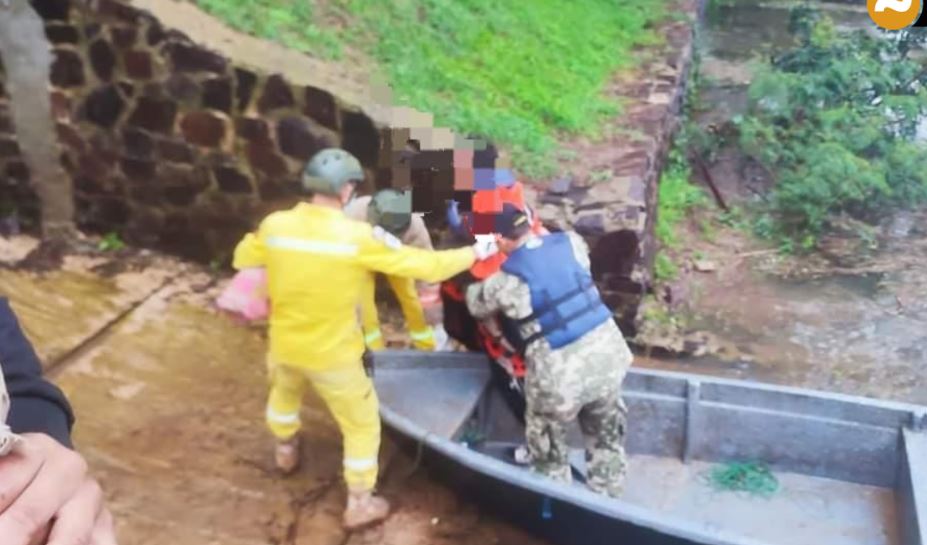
top-left (497, 235), bottom-right (520, 255)
top-left (339, 181), bottom-right (359, 206)
top-left (454, 149), bottom-right (474, 168)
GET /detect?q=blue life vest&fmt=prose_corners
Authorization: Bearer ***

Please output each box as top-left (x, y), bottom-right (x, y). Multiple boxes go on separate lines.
top-left (501, 232), bottom-right (612, 350)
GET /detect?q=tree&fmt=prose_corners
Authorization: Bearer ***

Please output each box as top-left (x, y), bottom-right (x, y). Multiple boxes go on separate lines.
top-left (0, 0), bottom-right (76, 241)
top-left (736, 8), bottom-right (927, 247)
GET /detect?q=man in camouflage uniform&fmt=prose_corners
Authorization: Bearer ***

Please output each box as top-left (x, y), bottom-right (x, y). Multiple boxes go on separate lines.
top-left (465, 205), bottom-right (632, 497)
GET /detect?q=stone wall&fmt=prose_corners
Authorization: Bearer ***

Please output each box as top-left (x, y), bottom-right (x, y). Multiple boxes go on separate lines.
top-left (0, 0), bottom-right (701, 332)
top-left (0, 0), bottom-right (401, 261)
top-left (533, 0), bottom-right (704, 332)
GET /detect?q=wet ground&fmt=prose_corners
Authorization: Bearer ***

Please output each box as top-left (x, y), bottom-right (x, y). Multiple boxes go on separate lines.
top-left (0, 236), bottom-right (543, 545)
top-left (640, 0), bottom-right (927, 404)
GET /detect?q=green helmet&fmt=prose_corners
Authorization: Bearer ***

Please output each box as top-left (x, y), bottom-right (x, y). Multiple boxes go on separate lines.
top-left (301, 148), bottom-right (364, 196)
top-left (368, 188), bottom-right (412, 237)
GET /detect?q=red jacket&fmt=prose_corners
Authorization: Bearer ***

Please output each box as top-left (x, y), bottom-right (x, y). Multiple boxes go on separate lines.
top-left (469, 182), bottom-right (545, 280)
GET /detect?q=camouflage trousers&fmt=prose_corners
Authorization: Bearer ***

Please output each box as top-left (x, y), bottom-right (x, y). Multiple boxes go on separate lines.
top-left (523, 321), bottom-right (631, 498)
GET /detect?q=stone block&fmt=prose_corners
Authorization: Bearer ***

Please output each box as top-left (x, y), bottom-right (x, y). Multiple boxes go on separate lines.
top-left (5, 161), bottom-right (29, 182)
top-left (165, 41), bottom-right (227, 74)
top-left (246, 141), bottom-right (288, 178)
top-left (78, 152), bottom-right (112, 180)
top-left (234, 117), bottom-right (270, 143)
top-left (180, 111), bottom-right (228, 148)
top-left (257, 75), bottom-right (294, 114)
top-left (111, 26), bottom-right (138, 48)
top-left (82, 85), bottom-right (124, 128)
top-left (213, 165), bottom-right (254, 194)
top-left (74, 175), bottom-right (109, 195)
top-left (121, 157), bottom-right (156, 181)
top-left (125, 207), bottom-right (164, 245)
top-left (157, 164), bottom-right (211, 208)
top-left (234, 68), bottom-right (257, 111)
top-left (202, 77), bottom-right (233, 113)
top-left (127, 96), bottom-right (177, 134)
top-left (79, 196), bottom-right (130, 227)
top-left (127, 181), bottom-right (161, 204)
top-left (50, 48), bottom-right (85, 88)
top-left (164, 74), bottom-right (199, 102)
top-left (157, 138), bottom-right (195, 163)
top-left (276, 116), bottom-right (328, 161)
top-left (0, 138), bottom-right (20, 158)
top-left (89, 39), bottom-right (117, 81)
top-left (341, 109), bottom-right (379, 167)
top-left (123, 50), bottom-right (154, 80)
top-left (31, 0), bottom-right (71, 21)
top-left (256, 176), bottom-right (300, 202)
top-left (303, 86), bottom-right (338, 130)
top-left (146, 22), bottom-right (166, 46)
top-left (45, 23), bottom-right (80, 45)
top-left (122, 128), bottom-right (154, 159)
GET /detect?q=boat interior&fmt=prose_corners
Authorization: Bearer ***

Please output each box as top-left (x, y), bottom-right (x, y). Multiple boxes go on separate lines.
top-left (373, 351), bottom-right (927, 545)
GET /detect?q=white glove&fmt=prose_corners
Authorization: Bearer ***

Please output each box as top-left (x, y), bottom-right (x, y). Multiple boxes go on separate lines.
top-left (433, 325), bottom-right (453, 352)
top-left (472, 235), bottom-right (500, 260)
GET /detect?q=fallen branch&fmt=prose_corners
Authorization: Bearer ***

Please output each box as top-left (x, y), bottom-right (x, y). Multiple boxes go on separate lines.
top-left (688, 148), bottom-right (729, 212)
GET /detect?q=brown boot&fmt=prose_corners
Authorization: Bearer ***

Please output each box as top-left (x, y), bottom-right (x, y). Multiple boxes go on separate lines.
top-left (274, 436), bottom-right (300, 474)
top-left (343, 489), bottom-right (391, 530)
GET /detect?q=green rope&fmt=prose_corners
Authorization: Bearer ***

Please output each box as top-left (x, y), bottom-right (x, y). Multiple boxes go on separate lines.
top-left (705, 461), bottom-right (780, 498)
top-left (458, 425), bottom-right (486, 446)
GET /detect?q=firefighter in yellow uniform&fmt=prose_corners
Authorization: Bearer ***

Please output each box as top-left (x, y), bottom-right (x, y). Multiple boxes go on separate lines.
top-left (233, 148), bottom-right (497, 530)
top-left (344, 189), bottom-right (447, 351)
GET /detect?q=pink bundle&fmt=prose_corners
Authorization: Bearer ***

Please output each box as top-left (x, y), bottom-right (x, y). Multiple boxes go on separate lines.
top-left (215, 268), bottom-right (269, 322)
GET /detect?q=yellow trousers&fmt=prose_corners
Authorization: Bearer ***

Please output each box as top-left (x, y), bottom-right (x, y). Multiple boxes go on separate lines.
top-left (361, 273), bottom-right (436, 351)
top-left (265, 358), bottom-right (381, 491)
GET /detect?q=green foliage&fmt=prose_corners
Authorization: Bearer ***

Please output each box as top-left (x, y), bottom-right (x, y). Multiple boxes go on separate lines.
top-left (195, 0), bottom-right (666, 175)
top-left (736, 8), bottom-right (927, 245)
top-left (654, 252), bottom-right (679, 282)
top-left (98, 232), bottom-right (125, 252)
top-left (656, 149), bottom-right (708, 249)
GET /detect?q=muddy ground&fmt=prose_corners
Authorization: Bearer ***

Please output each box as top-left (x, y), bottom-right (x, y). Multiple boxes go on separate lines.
top-left (0, 235), bottom-right (544, 545)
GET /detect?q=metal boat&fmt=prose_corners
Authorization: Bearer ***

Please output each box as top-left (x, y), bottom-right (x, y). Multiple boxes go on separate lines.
top-left (372, 350), bottom-right (927, 545)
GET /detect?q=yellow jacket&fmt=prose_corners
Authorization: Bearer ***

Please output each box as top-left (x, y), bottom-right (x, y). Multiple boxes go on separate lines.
top-left (233, 202), bottom-right (475, 369)
top-left (344, 195), bottom-right (438, 349)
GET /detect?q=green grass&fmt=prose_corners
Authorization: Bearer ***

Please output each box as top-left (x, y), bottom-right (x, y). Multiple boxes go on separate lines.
top-left (196, 0), bottom-right (344, 58)
top-left (654, 252), bottom-right (679, 282)
top-left (195, 0), bottom-right (667, 176)
top-left (98, 232), bottom-right (126, 252)
top-left (655, 152), bottom-right (707, 249)
top-left (652, 149), bottom-right (707, 283)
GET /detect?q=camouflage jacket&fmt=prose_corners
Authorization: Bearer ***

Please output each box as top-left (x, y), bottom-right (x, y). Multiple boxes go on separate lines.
top-left (465, 231), bottom-right (633, 386)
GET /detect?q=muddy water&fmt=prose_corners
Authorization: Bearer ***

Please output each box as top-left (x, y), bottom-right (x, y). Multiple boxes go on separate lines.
top-left (654, 1), bottom-right (927, 404)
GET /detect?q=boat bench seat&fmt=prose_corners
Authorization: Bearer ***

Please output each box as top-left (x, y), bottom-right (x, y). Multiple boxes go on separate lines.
top-left (374, 366), bottom-right (492, 439)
